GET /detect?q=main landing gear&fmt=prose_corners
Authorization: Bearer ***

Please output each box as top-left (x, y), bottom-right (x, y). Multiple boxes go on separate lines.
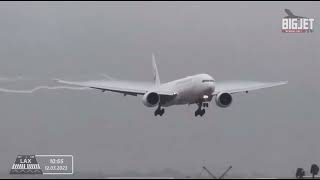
top-left (195, 102), bottom-right (209, 117)
top-left (154, 106), bottom-right (165, 116)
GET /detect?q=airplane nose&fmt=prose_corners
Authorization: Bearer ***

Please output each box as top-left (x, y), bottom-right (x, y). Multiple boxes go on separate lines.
top-left (206, 82), bottom-right (215, 94)
top-left (210, 83), bottom-right (215, 93)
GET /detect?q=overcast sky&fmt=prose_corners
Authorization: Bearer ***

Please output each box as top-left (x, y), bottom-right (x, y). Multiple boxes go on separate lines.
top-left (0, 1), bottom-right (319, 178)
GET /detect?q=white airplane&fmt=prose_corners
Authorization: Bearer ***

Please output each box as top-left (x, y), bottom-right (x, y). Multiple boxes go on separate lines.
top-left (55, 55), bottom-right (287, 117)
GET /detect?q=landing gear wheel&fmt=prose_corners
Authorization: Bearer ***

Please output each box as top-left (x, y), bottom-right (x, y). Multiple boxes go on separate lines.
top-left (195, 102), bottom-right (208, 117)
top-left (160, 109), bottom-right (165, 116)
top-left (200, 109), bottom-right (205, 116)
top-left (195, 109), bottom-right (200, 117)
top-left (195, 102), bottom-right (202, 117)
top-left (154, 106), bottom-right (165, 116)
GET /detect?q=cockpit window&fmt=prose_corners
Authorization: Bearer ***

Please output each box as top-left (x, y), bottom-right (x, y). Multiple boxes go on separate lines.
top-left (202, 80), bottom-right (215, 83)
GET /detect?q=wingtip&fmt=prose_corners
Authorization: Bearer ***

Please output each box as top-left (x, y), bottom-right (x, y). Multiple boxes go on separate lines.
top-left (274, 81), bottom-right (288, 87)
top-left (52, 78), bottom-right (63, 83)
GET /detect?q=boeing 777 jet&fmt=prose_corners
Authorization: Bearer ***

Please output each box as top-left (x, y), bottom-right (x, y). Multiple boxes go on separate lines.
top-left (55, 55), bottom-right (287, 117)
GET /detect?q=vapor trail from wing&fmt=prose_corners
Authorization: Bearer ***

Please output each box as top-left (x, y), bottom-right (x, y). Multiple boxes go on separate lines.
top-left (0, 76), bottom-right (23, 82)
top-left (0, 86), bottom-right (90, 94)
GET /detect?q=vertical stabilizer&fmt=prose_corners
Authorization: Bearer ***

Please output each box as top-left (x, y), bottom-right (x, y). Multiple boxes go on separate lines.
top-left (152, 53), bottom-right (161, 86)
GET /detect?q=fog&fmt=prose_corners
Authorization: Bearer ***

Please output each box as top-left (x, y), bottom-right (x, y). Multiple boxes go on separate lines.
top-left (0, 1), bottom-right (319, 178)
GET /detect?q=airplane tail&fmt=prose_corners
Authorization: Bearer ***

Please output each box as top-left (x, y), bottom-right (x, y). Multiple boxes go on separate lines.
top-left (100, 73), bottom-right (115, 80)
top-left (152, 53), bottom-right (161, 86)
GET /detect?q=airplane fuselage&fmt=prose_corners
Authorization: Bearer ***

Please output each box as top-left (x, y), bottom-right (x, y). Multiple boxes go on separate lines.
top-left (155, 74), bottom-right (215, 107)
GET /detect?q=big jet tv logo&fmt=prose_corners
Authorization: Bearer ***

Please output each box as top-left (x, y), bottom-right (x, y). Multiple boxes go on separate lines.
top-left (282, 9), bottom-right (315, 33)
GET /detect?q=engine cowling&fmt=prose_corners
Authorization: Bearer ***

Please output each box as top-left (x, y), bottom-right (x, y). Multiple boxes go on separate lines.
top-left (215, 92), bottom-right (232, 108)
top-left (142, 92), bottom-right (160, 107)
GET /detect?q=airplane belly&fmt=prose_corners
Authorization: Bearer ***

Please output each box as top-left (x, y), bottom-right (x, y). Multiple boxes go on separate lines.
top-left (175, 83), bottom-right (214, 105)
top-left (172, 85), bottom-right (199, 105)
top-left (161, 76), bottom-right (214, 107)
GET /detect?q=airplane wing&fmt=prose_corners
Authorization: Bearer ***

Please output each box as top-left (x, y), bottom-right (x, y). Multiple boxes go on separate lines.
top-left (54, 79), bottom-right (175, 96)
top-left (213, 81), bottom-right (288, 95)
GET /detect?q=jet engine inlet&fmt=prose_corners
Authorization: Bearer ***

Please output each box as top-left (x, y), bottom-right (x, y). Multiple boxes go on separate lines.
top-left (215, 92), bottom-right (232, 108)
top-left (142, 92), bottom-right (160, 107)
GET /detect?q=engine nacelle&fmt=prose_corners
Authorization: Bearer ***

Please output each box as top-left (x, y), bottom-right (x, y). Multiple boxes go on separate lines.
top-left (142, 92), bottom-right (160, 107)
top-left (215, 92), bottom-right (232, 108)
